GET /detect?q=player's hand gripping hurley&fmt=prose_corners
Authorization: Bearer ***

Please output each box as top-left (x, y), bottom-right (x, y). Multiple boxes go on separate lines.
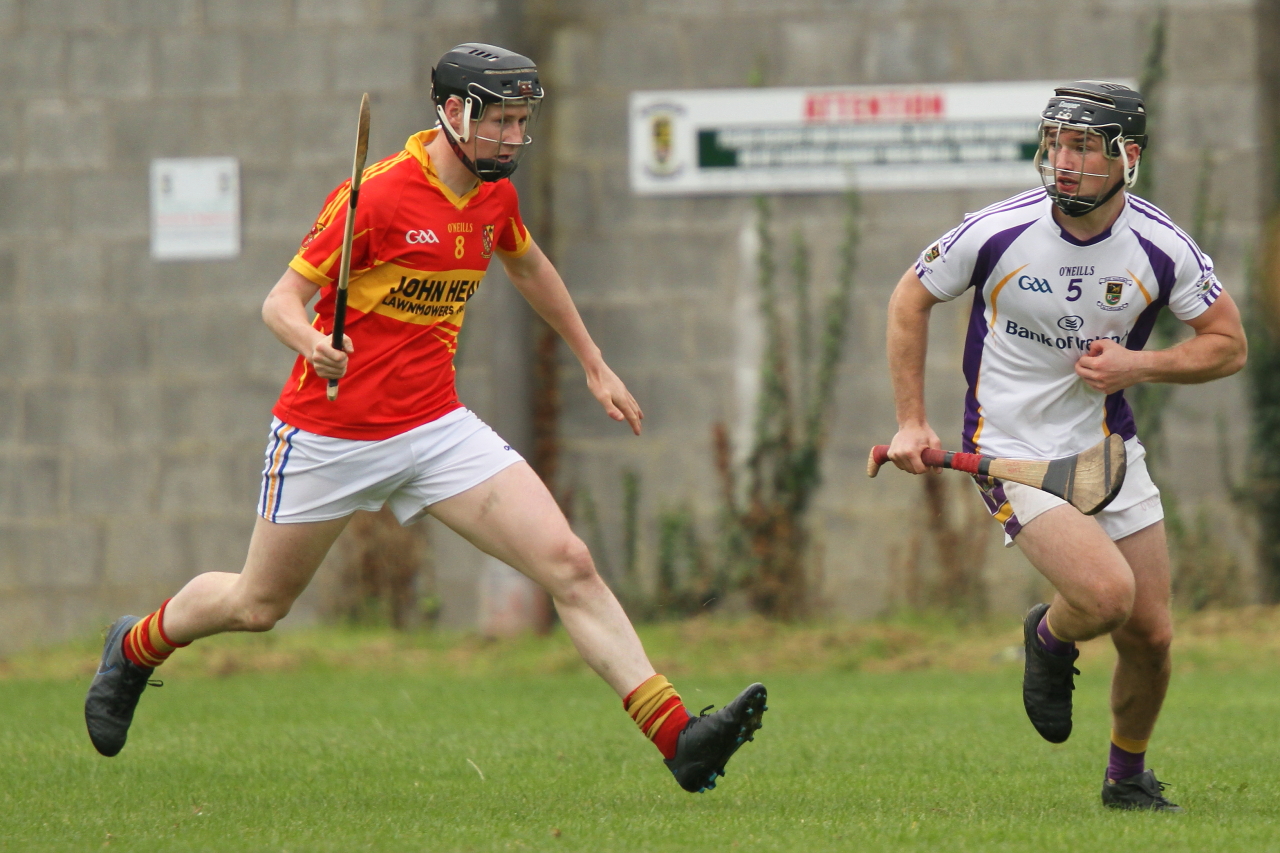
top-left (326, 92), bottom-right (371, 402)
top-left (867, 434), bottom-right (1128, 516)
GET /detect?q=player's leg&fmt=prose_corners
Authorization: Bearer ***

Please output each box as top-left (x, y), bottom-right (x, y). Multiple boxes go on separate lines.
top-left (1110, 520), bottom-right (1173, 745)
top-left (84, 515), bottom-right (350, 757)
top-left (425, 460), bottom-right (657, 693)
top-left (1010, 503), bottom-right (1135, 744)
top-left (1016, 504), bottom-right (1136, 642)
top-left (86, 418), bottom-right (406, 757)
top-left (1099, 520), bottom-right (1180, 810)
top-left (163, 514), bottom-right (352, 642)
top-left (425, 460), bottom-right (766, 792)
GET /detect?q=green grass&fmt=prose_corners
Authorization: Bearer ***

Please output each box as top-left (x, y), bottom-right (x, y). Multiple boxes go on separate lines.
top-left (3, 625), bottom-right (1280, 852)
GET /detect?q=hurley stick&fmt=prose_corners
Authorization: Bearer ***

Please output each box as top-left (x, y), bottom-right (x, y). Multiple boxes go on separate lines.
top-left (327, 92), bottom-right (371, 402)
top-left (867, 433), bottom-right (1127, 516)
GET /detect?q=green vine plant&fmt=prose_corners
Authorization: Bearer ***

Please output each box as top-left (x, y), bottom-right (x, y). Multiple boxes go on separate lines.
top-left (1245, 132), bottom-right (1280, 600)
top-left (1119, 6), bottom-right (1245, 608)
top-left (712, 194), bottom-right (861, 620)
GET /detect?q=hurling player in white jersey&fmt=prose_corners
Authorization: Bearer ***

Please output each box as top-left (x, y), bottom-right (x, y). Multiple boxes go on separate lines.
top-left (886, 81), bottom-right (1246, 811)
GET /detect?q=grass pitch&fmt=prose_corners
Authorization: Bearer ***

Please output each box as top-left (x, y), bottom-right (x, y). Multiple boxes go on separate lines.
top-left (2, 617), bottom-right (1280, 852)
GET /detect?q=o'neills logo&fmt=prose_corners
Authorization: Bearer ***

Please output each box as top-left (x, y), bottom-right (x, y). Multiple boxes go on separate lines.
top-left (481, 224), bottom-right (494, 259)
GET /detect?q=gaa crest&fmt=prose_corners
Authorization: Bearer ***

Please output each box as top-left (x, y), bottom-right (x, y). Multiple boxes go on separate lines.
top-left (1096, 276), bottom-right (1132, 312)
top-left (923, 243), bottom-right (940, 263)
top-left (481, 224), bottom-right (494, 259)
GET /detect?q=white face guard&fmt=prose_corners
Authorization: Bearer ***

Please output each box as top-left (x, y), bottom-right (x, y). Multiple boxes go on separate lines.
top-left (436, 83), bottom-right (543, 182)
top-left (1034, 121), bottom-right (1140, 217)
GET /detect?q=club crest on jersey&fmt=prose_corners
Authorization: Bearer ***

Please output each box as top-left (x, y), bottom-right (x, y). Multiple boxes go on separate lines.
top-left (481, 224), bottom-right (495, 259)
top-left (1097, 276), bottom-right (1131, 311)
top-left (300, 221), bottom-right (325, 249)
top-left (923, 243), bottom-right (940, 263)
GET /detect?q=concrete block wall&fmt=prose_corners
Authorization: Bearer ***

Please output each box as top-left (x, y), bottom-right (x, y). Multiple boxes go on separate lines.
top-left (0, 0), bottom-right (525, 653)
top-left (0, 0), bottom-right (1266, 652)
top-left (545, 0), bottom-right (1263, 617)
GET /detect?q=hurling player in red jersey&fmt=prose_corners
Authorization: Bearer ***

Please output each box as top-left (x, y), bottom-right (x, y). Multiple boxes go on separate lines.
top-left (86, 44), bottom-right (767, 793)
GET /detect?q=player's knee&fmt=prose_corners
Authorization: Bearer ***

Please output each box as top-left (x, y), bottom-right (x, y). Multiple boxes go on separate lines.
top-left (234, 600), bottom-right (291, 633)
top-left (545, 536), bottom-right (601, 601)
top-left (1139, 627), bottom-right (1172, 659)
top-left (1088, 577), bottom-right (1135, 633)
top-left (1117, 622), bottom-right (1172, 660)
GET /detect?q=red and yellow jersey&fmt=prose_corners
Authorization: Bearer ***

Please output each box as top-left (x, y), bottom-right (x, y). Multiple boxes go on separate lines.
top-left (274, 128), bottom-right (533, 440)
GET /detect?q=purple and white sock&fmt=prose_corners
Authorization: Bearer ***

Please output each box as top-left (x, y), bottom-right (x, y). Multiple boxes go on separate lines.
top-left (1036, 613), bottom-right (1075, 657)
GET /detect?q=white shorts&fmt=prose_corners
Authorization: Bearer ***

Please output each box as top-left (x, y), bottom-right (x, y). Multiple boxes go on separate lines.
top-left (257, 408), bottom-right (523, 525)
top-left (978, 436), bottom-right (1163, 546)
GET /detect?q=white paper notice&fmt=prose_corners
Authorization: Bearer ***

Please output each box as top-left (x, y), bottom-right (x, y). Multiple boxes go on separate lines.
top-left (150, 157), bottom-right (241, 260)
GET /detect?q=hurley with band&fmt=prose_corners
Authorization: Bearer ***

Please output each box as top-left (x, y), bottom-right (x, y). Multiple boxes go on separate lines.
top-left (85, 43), bottom-right (768, 794)
top-left (885, 81), bottom-right (1247, 810)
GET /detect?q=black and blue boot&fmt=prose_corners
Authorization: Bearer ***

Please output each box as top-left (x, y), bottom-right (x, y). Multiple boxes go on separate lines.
top-left (1102, 769), bottom-right (1183, 812)
top-left (664, 682), bottom-right (767, 792)
top-left (85, 616), bottom-right (156, 757)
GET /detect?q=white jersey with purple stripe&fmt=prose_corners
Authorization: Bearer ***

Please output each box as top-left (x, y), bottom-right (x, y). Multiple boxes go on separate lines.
top-left (915, 188), bottom-right (1222, 460)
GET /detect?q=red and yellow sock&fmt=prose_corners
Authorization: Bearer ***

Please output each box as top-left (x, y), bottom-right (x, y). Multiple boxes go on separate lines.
top-left (122, 599), bottom-right (189, 669)
top-left (624, 674), bottom-right (691, 760)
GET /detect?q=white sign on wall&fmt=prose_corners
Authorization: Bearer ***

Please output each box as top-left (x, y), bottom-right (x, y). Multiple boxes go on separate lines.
top-left (150, 157), bottom-right (241, 260)
top-left (630, 81), bottom-right (1081, 195)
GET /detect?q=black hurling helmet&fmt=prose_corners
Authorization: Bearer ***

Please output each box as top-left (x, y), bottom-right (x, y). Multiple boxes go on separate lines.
top-left (431, 43), bottom-right (544, 183)
top-left (1034, 81), bottom-right (1148, 217)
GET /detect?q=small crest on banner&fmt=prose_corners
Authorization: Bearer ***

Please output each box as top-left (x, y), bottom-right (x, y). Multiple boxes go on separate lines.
top-left (642, 103), bottom-right (685, 178)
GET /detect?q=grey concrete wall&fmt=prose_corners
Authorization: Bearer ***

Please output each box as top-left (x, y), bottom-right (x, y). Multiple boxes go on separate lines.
top-left (544, 0), bottom-right (1263, 618)
top-left (0, 0), bottom-right (1266, 653)
top-left (0, 0), bottom-right (528, 652)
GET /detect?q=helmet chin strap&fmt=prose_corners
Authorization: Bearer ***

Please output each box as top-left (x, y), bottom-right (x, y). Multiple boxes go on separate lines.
top-left (1053, 177), bottom-right (1127, 218)
top-left (435, 100), bottom-right (519, 183)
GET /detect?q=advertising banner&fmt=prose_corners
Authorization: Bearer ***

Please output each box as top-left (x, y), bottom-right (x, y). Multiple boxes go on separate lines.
top-left (629, 81), bottom-right (1075, 195)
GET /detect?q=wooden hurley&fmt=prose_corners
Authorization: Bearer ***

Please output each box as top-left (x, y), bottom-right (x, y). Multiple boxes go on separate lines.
top-left (326, 92), bottom-right (372, 403)
top-left (867, 433), bottom-right (1127, 516)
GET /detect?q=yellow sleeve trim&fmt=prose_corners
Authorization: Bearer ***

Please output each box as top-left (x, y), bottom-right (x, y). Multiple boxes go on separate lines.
top-left (289, 255), bottom-right (332, 286)
top-left (496, 217), bottom-right (533, 259)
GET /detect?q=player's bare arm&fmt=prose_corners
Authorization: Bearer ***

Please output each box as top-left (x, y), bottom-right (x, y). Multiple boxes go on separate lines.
top-left (261, 267), bottom-right (354, 380)
top-left (885, 266), bottom-right (943, 473)
top-left (501, 240), bottom-right (644, 435)
top-left (1074, 291), bottom-right (1247, 394)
